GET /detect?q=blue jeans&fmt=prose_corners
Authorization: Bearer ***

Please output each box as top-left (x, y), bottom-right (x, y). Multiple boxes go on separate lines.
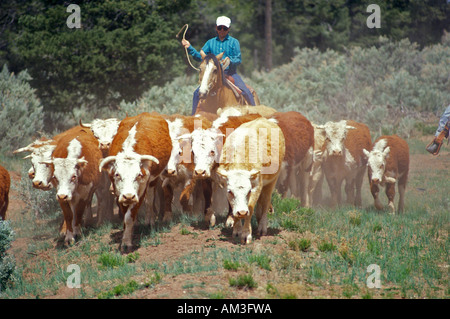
top-left (191, 73), bottom-right (256, 115)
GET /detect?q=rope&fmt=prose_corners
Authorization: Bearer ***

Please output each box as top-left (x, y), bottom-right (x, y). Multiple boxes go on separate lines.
top-left (176, 24), bottom-right (200, 72)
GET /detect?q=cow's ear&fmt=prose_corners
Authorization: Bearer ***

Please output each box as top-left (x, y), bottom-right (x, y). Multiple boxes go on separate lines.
top-left (249, 169), bottom-right (259, 181)
top-left (363, 149), bottom-right (370, 158)
top-left (76, 158), bottom-right (88, 169)
top-left (215, 168), bottom-right (227, 188)
top-left (383, 146), bottom-right (391, 158)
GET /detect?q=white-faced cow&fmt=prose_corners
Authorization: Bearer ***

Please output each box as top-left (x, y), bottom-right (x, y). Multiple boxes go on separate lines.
top-left (216, 117), bottom-right (285, 244)
top-left (0, 164), bottom-right (10, 220)
top-left (186, 112), bottom-right (262, 226)
top-left (99, 112), bottom-right (171, 252)
top-left (160, 114), bottom-right (211, 222)
top-left (42, 130), bottom-right (103, 245)
top-left (363, 135), bottom-right (409, 214)
top-left (317, 120), bottom-right (372, 207)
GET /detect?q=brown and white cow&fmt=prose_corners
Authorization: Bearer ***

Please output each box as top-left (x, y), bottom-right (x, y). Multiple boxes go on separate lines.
top-left (99, 112), bottom-right (171, 252)
top-left (269, 111), bottom-right (314, 206)
top-left (41, 130), bottom-right (103, 245)
top-left (317, 120), bottom-right (371, 207)
top-left (363, 135), bottom-right (409, 214)
top-left (185, 112), bottom-right (262, 226)
top-left (0, 164), bottom-right (10, 220)
top-left (161, 114), bottom-right (211, 222)
top-left (79, 118), bottom-right (122, 224)
top-left (216, 117), bottom-right (285, 244)
top-left (14, 126), bottom-right (90, 191)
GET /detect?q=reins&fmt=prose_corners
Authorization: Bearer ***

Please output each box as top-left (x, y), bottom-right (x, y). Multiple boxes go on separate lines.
top-left (176, 24), bottom-right (200, 72)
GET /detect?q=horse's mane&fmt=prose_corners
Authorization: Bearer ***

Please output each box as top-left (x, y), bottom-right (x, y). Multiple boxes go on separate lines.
top-left (204, 53), bottom-right (228, 87)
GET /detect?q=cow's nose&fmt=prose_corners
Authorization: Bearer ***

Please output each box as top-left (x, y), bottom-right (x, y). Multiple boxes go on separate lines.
top-left (238, 210), bottom-right (248, 217)
top-left (33, 181), bottom-right (42, 188)
top-left (100, 142), bottom-right (110, 150)
top-left (372, 178), bottom-right (380, 184)
top-left (121, 193), bottom-right (137, 203)
top-left (167, 169), bottom-right (176, 176)
top-left (332, 150), bottom-right (342, 156)
top-left (57, 194), bottom-right (69, 201)
top-left (194, 169), bottom-right (206, 177)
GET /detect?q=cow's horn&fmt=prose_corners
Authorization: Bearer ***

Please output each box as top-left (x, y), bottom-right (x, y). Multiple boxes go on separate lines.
top-left (79, 119), bottom-right (91, 128)
top-left (141, 155), bottom-right (159, 165)
top-left (99, 156), bottom-right (117, 172)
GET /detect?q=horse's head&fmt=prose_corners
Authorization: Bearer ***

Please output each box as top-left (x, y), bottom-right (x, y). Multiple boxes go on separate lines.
top-left (198, 51), bottom-right (226, 99)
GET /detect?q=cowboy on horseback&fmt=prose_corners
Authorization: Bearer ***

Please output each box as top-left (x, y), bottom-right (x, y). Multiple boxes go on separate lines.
top-left (182, 16), bottom-right (256, 115)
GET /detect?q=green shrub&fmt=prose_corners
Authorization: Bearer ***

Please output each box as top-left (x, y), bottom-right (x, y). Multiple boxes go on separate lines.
top-left (229, 274), bottom-right (258, 289)
top-left (0, 65), bottom-right (44, 154)
top-left (0, 220), bottom-right (16, 292)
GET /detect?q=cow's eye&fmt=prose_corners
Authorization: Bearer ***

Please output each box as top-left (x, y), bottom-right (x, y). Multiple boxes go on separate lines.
top-left (71, 175), bottom-right (77, 182)
top-left (115, 173), bottom-right (121, 180)
top-left (227, 189), bottom-right (234, 197)
top-left (210, 150), bottom-right (215, 156)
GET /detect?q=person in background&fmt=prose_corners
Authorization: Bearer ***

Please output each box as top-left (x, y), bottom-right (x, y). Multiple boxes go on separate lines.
top-left (182, 16), bottom-right (256, 115)
top-left (426, 104), bottom-right (450, 155)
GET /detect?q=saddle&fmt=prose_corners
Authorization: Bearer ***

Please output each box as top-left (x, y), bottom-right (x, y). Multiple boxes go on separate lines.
top-left (224, 75), bottom-right (256, 105)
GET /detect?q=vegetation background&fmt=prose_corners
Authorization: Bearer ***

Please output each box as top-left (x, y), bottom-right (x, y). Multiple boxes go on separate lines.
top-left (0, 0), bottom-right (449, 299)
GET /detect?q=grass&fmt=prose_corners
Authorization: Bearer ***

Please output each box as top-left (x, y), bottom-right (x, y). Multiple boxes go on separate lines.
top-left (1, 138), bottom-right (448, 299)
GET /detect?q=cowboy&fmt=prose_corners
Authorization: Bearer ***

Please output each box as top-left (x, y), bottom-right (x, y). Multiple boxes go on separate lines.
top-left (426, 104), bottom-right (450, 155)
top-left (182, 16), bottom-right (256, 115)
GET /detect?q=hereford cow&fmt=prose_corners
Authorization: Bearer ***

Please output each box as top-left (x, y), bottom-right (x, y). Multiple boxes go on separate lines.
top-left (79, 118), bottom-right (122, 224)
top-left (217, 104), bottom-right (277, 117)
top-left (216, 117), bottom-right (285, 244)
top-left (0, 164), bottom-right (10, 220)
top-left (317, 120), bottom-right (371, 207)
top-left (161, 114), bottom-right (211, 222)
top-left (363, 135), bottom-right (409, 214)
top-left (41, 130), bottom-right (103, 245)
top-left (99, 112), bottom-right (171, 252)
top-left (14, 126), bottom-right (90, 191)
top-left (185, 112), bottom-right (262, 226)
top-left (79, 118), bottom-right (121, 154)
top-left (269, 112), bottom-right (314, 206)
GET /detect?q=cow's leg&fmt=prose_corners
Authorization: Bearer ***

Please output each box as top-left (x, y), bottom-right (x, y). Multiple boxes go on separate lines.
top-left (202, 179), bottom-right (215, 227)
top-left (385, 181), bottom-right (396, 214)
top-left (121, 205), bottom-right (138, 253)
top-left (58, 199), bottom-right (75, 245)
top-left (354, 169), bottom-right (365, 207)
top-left (180, 179), bottom-right (195, 214)
top-left (232, 217), bottom-right (242, 238)
top-left (162, 182), bottom-right (173, 223)
top-left (345, 177), bottom-right (355, 205)
top-left (241, 212), bottom-right (253, 245)
top-left (225, 202), bottom-right (234, 228)
top-left (256, 180), bottom-right (277, 237)
top-left (370, 182), bottom-right (382, 210)
top-left (73, 198), bottom-right (87, 240)
top-left (397, 174), bottom-right (408, 214)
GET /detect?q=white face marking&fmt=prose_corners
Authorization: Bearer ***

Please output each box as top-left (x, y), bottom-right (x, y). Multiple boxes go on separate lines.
top-left (52, 139), bottom-right (85, 200)
top-left (220, 169), bottom-right (259, 218)
top-left (199, 60), bottom-right (215, 95)
top-left (166, 118), bottom-right (185, 173)
top-left (190, 128), bottom-right (222, 177)
top-left (90, 118), bottom-right (120, 150)
top-left (323, 121), bottom-right (349, 156)
top-left (365, 139), bottom-right (389, 182)
top-left (110, 123), bottom-right (150, 205)
top-left (30, 144), bottom-right (56, 189)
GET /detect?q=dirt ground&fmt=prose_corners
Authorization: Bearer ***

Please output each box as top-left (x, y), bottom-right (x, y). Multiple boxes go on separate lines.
top-left (4, 140), bottom-right (449, 299)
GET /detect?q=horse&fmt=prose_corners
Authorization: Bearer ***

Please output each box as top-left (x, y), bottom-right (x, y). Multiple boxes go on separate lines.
top-left (195, 51), bottom-right (260, 114)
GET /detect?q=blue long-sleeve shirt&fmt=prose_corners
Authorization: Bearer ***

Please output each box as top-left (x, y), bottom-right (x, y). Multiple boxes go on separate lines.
top-left (435, 104), bottom-right (450, 136)
top-left (187, 34), bottom-right (241, 75)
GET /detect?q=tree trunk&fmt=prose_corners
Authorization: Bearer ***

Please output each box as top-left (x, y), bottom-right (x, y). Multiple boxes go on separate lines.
top-left (265, 0), bottom-right (272, 72)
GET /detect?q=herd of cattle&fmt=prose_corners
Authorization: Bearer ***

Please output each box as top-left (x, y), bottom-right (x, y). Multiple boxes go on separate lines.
top-left (0, 105), bottom-right (410, 252)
